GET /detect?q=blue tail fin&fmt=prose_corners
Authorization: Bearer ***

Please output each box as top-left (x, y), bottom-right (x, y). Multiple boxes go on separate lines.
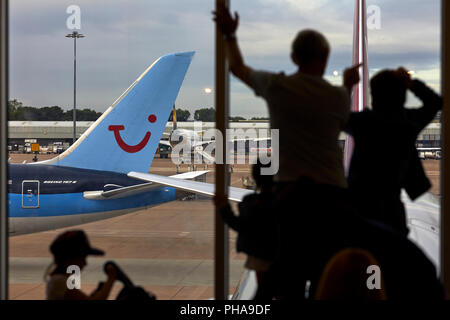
top-left (43, 51), bottom-right (194, 174)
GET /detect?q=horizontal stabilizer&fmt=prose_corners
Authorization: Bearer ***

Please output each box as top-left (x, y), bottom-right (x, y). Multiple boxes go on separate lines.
top-left (83, 182), bottom-right (157, 200)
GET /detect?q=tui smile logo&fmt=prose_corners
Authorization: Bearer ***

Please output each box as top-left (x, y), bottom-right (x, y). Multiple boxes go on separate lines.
top-left (108, 114), bottom-right (157, 153)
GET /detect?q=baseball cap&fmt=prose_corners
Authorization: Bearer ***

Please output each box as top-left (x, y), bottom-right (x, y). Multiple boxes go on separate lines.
top-left (50, 230), bottom-right (104, 259)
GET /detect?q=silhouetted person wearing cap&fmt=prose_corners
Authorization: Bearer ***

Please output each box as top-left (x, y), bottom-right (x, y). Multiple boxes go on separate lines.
top-left (345, 68), bottom-right (442, 235)
top-left (45, 230), bottom-right (117, 300)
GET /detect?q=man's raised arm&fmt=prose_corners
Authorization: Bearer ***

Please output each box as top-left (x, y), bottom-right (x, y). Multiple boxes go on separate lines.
top-left (213, 3), bottom-right (252, 86)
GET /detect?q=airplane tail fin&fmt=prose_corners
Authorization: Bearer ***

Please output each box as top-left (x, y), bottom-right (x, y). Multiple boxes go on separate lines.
top-left (41, 51), bottom-right (195, 174)
top-left (172, 105), bottom-right (178, 130)
top-left (344, 0), bottom-right (369, 172)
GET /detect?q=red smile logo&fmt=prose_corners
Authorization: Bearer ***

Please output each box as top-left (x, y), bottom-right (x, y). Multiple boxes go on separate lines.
top-left (108, 114), bottom-right (157, 153)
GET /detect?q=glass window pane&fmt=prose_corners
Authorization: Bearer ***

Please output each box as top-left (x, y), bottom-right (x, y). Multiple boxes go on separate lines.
top-left (228, 0), bottom-right (442, 298)
top-left (8, 0), bottom-right (224, 300)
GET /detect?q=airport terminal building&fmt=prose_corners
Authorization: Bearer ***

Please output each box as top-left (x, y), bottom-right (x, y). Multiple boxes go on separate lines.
top-left (8, 121), bottom-right (275, 152)
top-left (8, 120), bottom-right (442, 152)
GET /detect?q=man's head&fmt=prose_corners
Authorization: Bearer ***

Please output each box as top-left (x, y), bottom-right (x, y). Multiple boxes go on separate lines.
top-left (370, 69), bottom-right (408, 112)
top-left (291, 30), bottom-right (330, 76)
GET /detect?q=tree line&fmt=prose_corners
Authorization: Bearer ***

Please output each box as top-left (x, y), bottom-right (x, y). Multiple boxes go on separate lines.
top-left (168, 107), bottom-right (268, 122)
top-left (8, 99), bottom-right (102, 121)
top-left (8, 99), bottom-right (269, 122)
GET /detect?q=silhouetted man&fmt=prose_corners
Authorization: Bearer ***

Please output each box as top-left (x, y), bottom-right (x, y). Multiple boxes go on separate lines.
top-left (213, 4), bottom-right (360, 188)
top-left (345, 68), bottom-right (442, 235)
top-left (213, 4), bottom-right (362, 300)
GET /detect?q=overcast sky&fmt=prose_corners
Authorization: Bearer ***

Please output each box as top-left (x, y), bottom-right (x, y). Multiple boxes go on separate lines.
top-left (9, 0), bottom-right (441, 119)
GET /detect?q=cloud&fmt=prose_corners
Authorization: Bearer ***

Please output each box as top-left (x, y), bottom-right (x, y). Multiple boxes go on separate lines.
top-left (8, 0), bottom-right (441, 118)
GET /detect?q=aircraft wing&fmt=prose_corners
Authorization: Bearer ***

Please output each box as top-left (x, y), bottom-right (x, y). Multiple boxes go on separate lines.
top-left (124, 172), bottom-right (439, 268)
top-left (84, 171), bottom-right (209, 200)
top-left (125, 171), bottom-right (440, 269)
top-left (128, 171), bottom-right (254, 203)
top-left (169, 170), bottom-right (210, 179)
top-left (404, 192), bottom-right (440, 269)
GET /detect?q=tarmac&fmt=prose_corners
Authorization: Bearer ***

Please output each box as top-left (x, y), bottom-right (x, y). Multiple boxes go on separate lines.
top-left (7, 153), bottom-right (441, 300)
top-left (8, 154), bottom-right (250, 300)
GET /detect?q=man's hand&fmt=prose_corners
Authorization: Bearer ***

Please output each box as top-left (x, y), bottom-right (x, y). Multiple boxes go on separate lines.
top-left (212, 3), bottom-right (239, 36)
top-left (105, 264), bottom-right (118, 281)
top-left (212, 3), bottom-right (251, 86)
top-left (343, 63), bottom-right (363, 94)
top-left (395, 67), bottom-right (413, 89)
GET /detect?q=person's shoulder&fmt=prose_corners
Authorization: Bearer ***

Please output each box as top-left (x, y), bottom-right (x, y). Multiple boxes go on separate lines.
top-left (247, 69), bottom-right (282, 96)
top-left (46, 274), bottom-right (69, 300)
top-left (316, 81), bottom-right (350, 108)
top-left (48, 273), bottom-right (68, 282)
top-left (47, 273), bottom-right (69, 289)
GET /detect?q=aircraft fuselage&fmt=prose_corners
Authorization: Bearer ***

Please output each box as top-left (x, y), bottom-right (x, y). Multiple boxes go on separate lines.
top-left (8, 164), bottom-right (176, 235)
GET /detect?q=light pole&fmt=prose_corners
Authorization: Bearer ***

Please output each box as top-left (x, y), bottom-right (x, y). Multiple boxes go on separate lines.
top-left (66, 31), bottom-right (84, 144)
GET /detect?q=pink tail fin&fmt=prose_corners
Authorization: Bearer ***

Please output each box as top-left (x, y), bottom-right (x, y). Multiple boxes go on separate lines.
top-left (344, 0), bottom-right (370, 172)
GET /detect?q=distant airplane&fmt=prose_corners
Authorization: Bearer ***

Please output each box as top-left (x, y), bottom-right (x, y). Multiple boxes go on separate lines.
top-left (8, 51), bottom-right (238, 236)
top-left (159, 106), bottom-right (272, 169)
top-left (417, 147), bottom-right (441, 159)
top-left (159, 106), bottom-right (216, 167)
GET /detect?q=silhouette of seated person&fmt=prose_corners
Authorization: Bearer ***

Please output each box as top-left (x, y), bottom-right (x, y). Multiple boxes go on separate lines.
top-left (274, 180), bottom-right (444, 300)
top-left (314, 248), bottom-right (387, 300)
top-left (214, 161), bottom-right (277, 295)
top-left (45, 230), bottom-right (117, 300)
top-left (345, 68), bottom-right (442, 235)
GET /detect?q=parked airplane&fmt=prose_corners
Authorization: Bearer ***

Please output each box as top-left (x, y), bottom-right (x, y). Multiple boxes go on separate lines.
top-left (159, 106), bottom-right (216, 166)
top-left (160, 106), bottom-right (273, 170)
top-left (417, 147), bottom-right (442, 159)
top-left (8, 51), bottom-right (226, 236)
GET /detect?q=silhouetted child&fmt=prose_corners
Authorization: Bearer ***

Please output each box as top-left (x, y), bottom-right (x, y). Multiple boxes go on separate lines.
top-left (314, 248), bottom-right (387, 300)
top-left (345, 68), bottom-right (442, 235)
top-left (45, 230), bottom-right (117, 300)
top-left (214, 161), bottom-right (276, 298)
